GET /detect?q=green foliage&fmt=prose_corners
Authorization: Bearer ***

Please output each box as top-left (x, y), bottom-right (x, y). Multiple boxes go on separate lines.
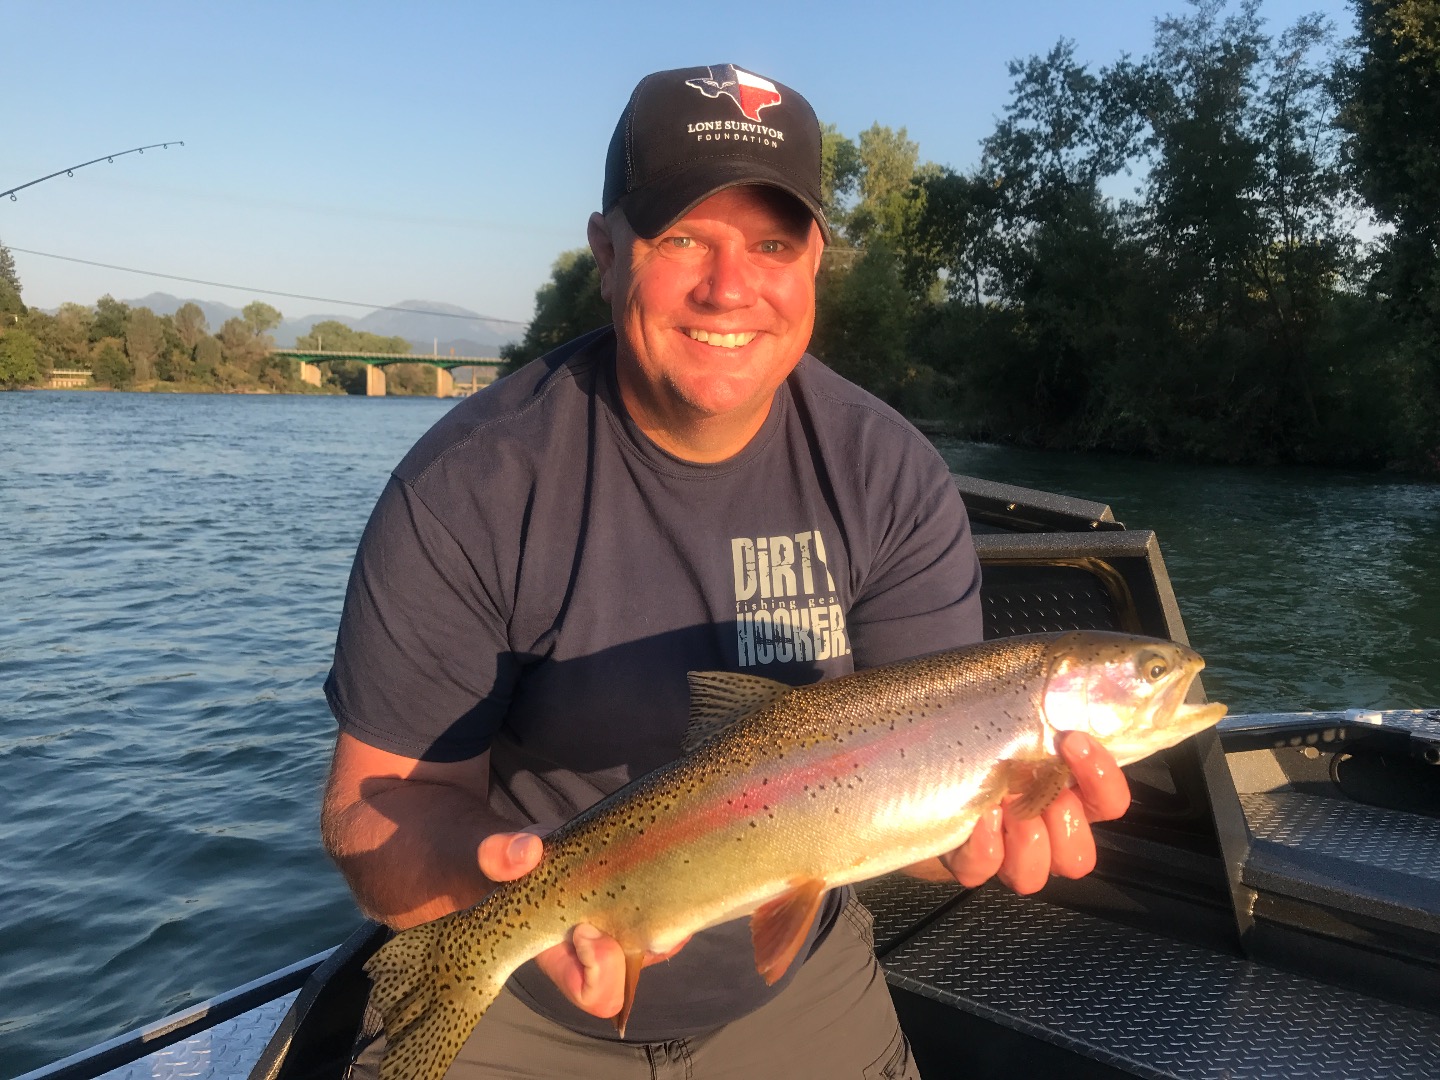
top-left (0, 239), bottom-right (25, 318)
top-left (242, 301), bottom-right (283, 336)
top-left (91, 338), bottom-right (134, 389)
top-left (0, 328), bottom-right (41, 388)
top-left (1340, 0), bottom-right (1440, 461)
top-left (91, 296), bottom-right (130, 342)
top-left (294, 320), bottom-right (410, 354)
top-left (819, 124), bottom-right (861, 230)
top-left (173, 303), bottom-right (209, 350)
top-left (812, 243), bottom-right (921, 407)
top-left (845, 124), bottom-right (924, 245)
top-left (499, 249), bottom-right (610, 374)
top-left (292, 320), bottom-right (416, 394)
top-left (193, 335), bottom-right (222, 379)
top-left (41, 304), bottom-right (95, 371)
top-left (125, 307), bottom-right (167, 383)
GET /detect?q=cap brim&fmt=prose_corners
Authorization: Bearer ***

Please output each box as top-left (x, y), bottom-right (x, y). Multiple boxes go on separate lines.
top-left (618, 159), bottom-right (832, 244)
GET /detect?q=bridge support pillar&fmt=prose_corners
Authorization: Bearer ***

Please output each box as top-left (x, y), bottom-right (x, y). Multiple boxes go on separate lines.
top-left (435, 367), bottom-right (454, 398)
top-left (365, 365), bottom-right (387, 397)
top-left (298, 361), bottom-right (321, 387)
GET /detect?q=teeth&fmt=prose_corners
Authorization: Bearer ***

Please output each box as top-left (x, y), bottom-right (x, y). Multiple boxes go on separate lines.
top-left (687, 329), bottom-right (757, 349)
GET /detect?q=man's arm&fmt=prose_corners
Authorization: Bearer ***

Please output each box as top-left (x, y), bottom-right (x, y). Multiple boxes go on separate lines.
top-left (320, 733), bottom-right (535, 929)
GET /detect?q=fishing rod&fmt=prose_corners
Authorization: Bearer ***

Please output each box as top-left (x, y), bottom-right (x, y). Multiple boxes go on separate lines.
top-left (2, 142), bottom-right (185, 202)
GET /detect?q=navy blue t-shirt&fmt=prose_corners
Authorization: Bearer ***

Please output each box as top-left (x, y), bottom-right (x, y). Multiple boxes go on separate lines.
top-left (325, 326), bottom-right (982, 1040)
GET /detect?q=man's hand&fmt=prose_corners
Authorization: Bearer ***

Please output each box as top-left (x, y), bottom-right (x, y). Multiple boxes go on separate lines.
top-left (928, 732), bottom-right (1131, 895)
top-left (480, 830), bottom-right (689, 1021)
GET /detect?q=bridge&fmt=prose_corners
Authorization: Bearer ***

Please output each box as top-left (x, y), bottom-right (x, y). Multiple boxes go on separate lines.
top-left (268, 350), bottom-right (506, 397)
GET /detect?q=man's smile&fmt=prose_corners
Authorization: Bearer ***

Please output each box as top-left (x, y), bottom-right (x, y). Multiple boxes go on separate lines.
top-left (684, 329), bottom-right (759, 349)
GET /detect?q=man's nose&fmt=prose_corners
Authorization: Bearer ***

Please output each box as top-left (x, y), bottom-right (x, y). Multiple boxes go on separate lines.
top-left (692, 244), bottom-right (757, 309)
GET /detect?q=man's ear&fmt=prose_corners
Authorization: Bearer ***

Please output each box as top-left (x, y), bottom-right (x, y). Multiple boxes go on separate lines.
top-left (588, 212), bottom-right (617, 303)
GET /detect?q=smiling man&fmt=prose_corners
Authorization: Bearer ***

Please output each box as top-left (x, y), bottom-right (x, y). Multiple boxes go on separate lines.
top-left (322, 64), bottom-right (1130, 1079)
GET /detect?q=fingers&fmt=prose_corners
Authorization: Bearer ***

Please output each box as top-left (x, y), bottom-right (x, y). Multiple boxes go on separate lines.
top-left (996, 803), bottom-right (1051, 894)
top-left (477, 830), bottom-right (543, 883)
top-left (1057, 732), bottom-right (1131, 822)
top-left (535, 924), bottom-right (625, 1019)
top-left (1041, 787), bottom-right (1096, 879)
top-left (941, 806), bottom-right (1004, 887)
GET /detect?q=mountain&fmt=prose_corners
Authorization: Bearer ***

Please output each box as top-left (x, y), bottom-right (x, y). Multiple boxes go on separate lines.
top-left (120, 292), bottom-right (520, 355)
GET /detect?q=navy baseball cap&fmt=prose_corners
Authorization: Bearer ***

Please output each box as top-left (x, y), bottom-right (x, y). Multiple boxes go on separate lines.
top-left (603, 63), bottom-right (831, 242)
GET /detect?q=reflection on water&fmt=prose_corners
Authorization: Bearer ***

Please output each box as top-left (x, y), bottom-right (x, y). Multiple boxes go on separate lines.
top-left (0, 392), bottom-right (1435, 1074)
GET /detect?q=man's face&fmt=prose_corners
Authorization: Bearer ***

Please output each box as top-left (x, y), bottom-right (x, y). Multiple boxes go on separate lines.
top-left (589, 185), bottom-right (824, 460)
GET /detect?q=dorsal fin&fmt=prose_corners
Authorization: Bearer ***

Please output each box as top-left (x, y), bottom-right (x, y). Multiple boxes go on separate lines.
top-left (681, 671), bottom-right (794, 753)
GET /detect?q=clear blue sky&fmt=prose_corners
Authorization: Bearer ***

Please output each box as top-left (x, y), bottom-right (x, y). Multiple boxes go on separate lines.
top-left (5, 0), bottom-right (1355, 325)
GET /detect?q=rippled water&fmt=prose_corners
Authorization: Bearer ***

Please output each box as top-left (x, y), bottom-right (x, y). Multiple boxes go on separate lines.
top-left (1, 392), bottom-right (1436, 1076)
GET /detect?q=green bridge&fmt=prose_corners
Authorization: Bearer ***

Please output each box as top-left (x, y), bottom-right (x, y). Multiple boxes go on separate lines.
top-left (269, 350), bottom-right (505, 397)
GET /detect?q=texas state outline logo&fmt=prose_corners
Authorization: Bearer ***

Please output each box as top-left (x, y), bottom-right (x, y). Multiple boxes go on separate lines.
top-left (685, 64), bottom-right (783, 122)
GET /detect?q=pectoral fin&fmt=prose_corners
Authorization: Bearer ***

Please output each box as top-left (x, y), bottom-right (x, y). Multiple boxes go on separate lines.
top-left (1005, 759), bottom-right (1073, 819)
top-left (749, 878), bottom-right (827, 986)
top-left (612, 949), bottom-right (646, 1039)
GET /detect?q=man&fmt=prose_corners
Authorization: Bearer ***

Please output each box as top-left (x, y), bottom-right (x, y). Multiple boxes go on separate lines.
top-left (322, 63), bottom-right (1130, 1079)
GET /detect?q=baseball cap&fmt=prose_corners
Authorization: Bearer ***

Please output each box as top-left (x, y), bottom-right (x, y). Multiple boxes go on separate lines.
top-left (603, 63), bottom-right (831, 242)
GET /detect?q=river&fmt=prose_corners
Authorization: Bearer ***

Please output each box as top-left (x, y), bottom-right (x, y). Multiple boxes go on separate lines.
top-left (1, 390), bottom-right (1436, 1076)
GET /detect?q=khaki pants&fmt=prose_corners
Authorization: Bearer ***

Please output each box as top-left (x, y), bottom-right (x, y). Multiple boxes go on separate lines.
top-left (351, 897), bottom-right (919, 1080)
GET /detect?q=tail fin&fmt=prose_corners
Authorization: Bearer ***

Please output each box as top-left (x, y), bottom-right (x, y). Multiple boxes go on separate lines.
top-left (364, 914), bottom-right (501, 1080)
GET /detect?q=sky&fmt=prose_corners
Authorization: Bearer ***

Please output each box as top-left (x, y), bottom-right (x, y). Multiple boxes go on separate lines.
top-left (4, 0), bottom-right (1357, 328)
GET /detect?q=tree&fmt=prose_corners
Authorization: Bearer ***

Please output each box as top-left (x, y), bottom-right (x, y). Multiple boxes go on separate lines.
top-left (846, 124), bottom-right (925, 245)
top-left (1339, 0), bottom-right (1440, 464)
top-left (193, 335), bottom-right (222, 380)
top-left (91, 338), bottom-right (133, 389)
top-left (819, 123), bottom-right (862, 233)
top-left (499, 249), bottom-right (611, 373)
top-left (294, 320), bottom-right (409, 354)
top-left (812, 242), bottom-right (918, 405)
top-left (48, 304), bottom-right (95, 369)
top-left (0, 328), bottom-right (40, 388)
top-left (173, 303), bottom-right (209, 351)
top-left (91, 295), bottom-right (131, 342)
top-left (217, 301), bottom-right (285, 383)
top-left (125, 307), bottom-right (166, 383)
top-left (0, 239), bottom-right (25, 318)
top-left (243, 301), bottom-right (283, 337)
top-left (902, 168), bottom-right (1001, 307)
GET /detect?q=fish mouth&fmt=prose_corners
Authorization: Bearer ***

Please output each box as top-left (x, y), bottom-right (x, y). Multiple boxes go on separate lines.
top-left (1173, 699), bottom-right (1228, 732)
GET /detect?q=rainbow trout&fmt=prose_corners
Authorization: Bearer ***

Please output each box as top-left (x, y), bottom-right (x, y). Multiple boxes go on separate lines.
top-left (365, 630), bottom-right (1225, 1080)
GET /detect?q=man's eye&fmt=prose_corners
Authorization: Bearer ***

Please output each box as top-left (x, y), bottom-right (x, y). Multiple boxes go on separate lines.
top-left (757, 240), bottom-right (786, 254)
top-left (667, 236), bottom-right (695, 249)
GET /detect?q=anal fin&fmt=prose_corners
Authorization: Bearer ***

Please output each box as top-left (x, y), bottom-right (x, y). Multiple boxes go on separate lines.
top-left (1006, 759), bottom-right (1073, 819)
top-left (612, 949), bottom-right (645, 1038)
top-left (750, 878), bottom-right (826, 986)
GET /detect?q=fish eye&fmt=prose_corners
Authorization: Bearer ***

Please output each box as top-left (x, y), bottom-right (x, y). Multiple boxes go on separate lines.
top-left (1139, 653), bottom-right (1169, 682)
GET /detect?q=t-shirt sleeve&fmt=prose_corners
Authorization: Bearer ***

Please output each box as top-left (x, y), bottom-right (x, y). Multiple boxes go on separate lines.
top-left (323, 475), bottom-right (519, 762)
top-left (846, 444), bottom-right (983, 668)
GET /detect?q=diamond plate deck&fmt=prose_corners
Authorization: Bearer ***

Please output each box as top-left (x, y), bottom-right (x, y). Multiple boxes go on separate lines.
top-left (1241, 792), bottom-right (1440, 882)
top-left (882, 885), bottom-right (1440, 1079)
top-left (92, 992), bottom-right (295, 1080)
top-left (854, 875), bottom-right (965, 953)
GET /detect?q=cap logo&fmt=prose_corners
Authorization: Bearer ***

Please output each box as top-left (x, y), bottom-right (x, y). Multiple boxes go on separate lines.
top-left (685, 64), bottom-right (782, 122)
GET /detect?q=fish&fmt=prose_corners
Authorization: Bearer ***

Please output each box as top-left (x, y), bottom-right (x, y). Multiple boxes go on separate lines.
top-left (363, 630), bottom-right (1225, 1080)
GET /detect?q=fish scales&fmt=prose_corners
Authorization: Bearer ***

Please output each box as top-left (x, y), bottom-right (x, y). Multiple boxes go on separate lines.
top-left (364, 631), bottom-right (1225, 1080)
